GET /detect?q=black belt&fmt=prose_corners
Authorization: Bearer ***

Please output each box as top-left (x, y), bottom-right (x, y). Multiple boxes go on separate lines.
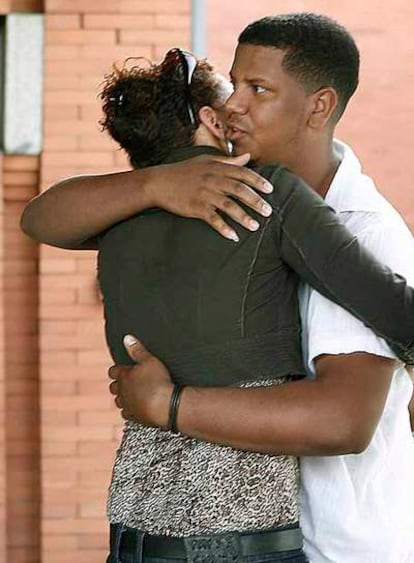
top-left (120, 526), bottom-right (303, 558)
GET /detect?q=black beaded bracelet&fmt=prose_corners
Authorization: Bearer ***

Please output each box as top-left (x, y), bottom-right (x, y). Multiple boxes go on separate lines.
top-left (167, 384), bottom-right (185, 434)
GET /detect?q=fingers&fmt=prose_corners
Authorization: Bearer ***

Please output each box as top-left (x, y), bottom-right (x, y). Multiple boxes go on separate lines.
top-left (205, 211), bottom-right (240, 242)
top-left (123, 334), bottom-right (152, 363)
top-left (194, 161), bottom-right (273, 240)
top-left (108, 365), bottom-right (120, 380)
top-left (212, 158), bottom-right (274, 195)
top-left (198, 189), bottom-right (271, 241)
top-left (108, 368), bottom-right (134, 419)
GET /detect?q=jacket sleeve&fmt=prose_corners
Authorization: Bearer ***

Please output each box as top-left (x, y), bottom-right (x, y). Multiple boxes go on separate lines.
top-left (261, 165), bottom-right (414, 365)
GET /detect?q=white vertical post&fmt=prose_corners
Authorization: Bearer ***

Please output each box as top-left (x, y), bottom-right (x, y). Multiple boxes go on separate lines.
top-left (191, 0), bottom-right (207, 57)
top-left (3, 14), bottom-right (44, 154)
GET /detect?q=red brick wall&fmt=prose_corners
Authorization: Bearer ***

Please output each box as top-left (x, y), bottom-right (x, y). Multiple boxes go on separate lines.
top-left (40, 2), bottom-right (191, 561)
top-left (0, 9), bottom-right (44, 563)
top-left (207, 0), bottom-right (414, 231)
top-left (4, 156), bottom-right (40, 563)
top-left (0, 155), bottom-right (6, 563)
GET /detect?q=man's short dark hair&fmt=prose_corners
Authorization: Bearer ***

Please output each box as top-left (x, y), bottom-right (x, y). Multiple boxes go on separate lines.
top-left (238, 13), bottom-right (359, 120)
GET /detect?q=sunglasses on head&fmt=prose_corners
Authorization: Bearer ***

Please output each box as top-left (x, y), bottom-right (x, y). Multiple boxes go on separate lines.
top-left (163, 48), bottom-right (198, 126)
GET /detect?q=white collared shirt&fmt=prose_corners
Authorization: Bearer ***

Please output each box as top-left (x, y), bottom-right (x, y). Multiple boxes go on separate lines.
top-left (299, 141), bottom-right (414, 563)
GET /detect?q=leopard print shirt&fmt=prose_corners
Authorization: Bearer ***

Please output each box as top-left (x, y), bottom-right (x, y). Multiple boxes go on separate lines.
top-left (107, 378), bottom-right (299, 536)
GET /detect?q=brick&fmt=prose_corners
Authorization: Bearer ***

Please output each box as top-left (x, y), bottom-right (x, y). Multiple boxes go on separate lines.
top-left (80, 75), bottom-right (107, 91)
top-left (119, 0), bottom-right (155, 13)
top-left (42, 503), bottom-right (79, 521)
top-left (79, 469), bottom-right (111, 487)
top-left (39, 303), bottom-right (102, 319)
top-left (4, 313), bottom-right (37, 337)
top-left (40, 258), bottom-right (78, 274)
top-left (78, 411), bottom-right (117, 427)
top-left (74, 454), bottom-right (115, 472)
top-left (42, 395), bottom-right (112, 412)
top-left (6, 365), bottom-right (38, 381)
top-left (45, 75), bottom-right (82, 90)
top-left (79, 500), bottom-right (105, 518)
top-left (3, 172), bottom-right (38, 187)
top-left (79, 103), bottom-right (105, 122)
top-left (42, 380), bottom-right (77, 395)
top-left (46, 15), bottom-right (81, 30)
top-left (41, 246), bottom-right (85, 260)
top-left (41, 320), bottom-right (77, 335)
top-left (46, 0), bottom-right (120, 13)
top-left (4, 336), bottom-right (38, 359)
top-left (42, 151), bottom-right (112, 168)
top-left (77, 320), bottom-right (105, 338)
top-left (77, 533), bottom-right (107, 549)
top-left (42, 441), bottom-right (77, 457)
top-left (40, 467), bottom-right (76, 488)
top-left (3, 186), bottom-right (37, 202)
top-left (77, 348), bottom-right (110, 365)
top-left (120, 28), bottom-right (189, 46)
top-left (43, 550), bottom-right (107, 563)
top-left (6, 380), bottom-right (38, 396)
top-left (155, 0), bottom-right (190, 12)
top-left (78, 134), bottom-right (114, 152)
top-left (155, 13), bottom-right (189, 29)
top-left (4, 274), bottom-right (38, 293)
top-left (43, 120), bottom-right (96, 136)
top-left (40, 365), bottom-right (103, 384)
top-left (40, 332), bottom-right (104, 351)
top-left (44, 425), bottom-right (113, 442)
top-left (0, 0), bottom-right (10, 12)
top-left (3, 156), bottom-right (39, 172)
top-left (41, 350), bottom-right (77, 366)
top-left (43, 135), bottom-right (79, 151)
top-left (39, 289), bottom-right (77, 305)
top-left (44, 90), bottom-right (99, 106)
top-left (42, 484), bottom-right (105, 502)
top-left (76, 284), bottom-right (101, 305)
top-left (120, 0), bottom-right (190, 14)
top-left (42, 535), bottom-right (77, 552)
top-left (3, 260), bottom-right (37, 275)
top-left (113, 150), bottom-right (129, 168)
top-left (42, 411), bottom-right (77, 426)
top-left (78, 440), bottom-right (117, 458)
top-left (44, 105), bottom-right (79, 121)
top-left (44, 45), bottom-right (81, 61)
top-left (80, 44), bottom-right (152, 62)
top-left (47, 30), bottom-right (117, 46)
top-left (76, 258), bottom-right (99, 274)
top-left (40, 271), bottom-right (97, 292)
top-left (45, 59), bottom-right (115, 78)
top-left (84, 14), bottom-right (154, 29)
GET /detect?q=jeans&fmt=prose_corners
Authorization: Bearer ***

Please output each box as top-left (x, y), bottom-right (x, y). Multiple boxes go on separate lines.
top-left (106, 524), bottom-right (308, 563)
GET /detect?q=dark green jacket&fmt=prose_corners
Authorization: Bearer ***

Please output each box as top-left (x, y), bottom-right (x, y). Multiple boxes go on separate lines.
top-left (98, 146), bottom-right (414, 386)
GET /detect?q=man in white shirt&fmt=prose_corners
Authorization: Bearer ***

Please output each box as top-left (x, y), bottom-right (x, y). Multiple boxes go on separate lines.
top-left (299, 140), bottom-right (414, 562)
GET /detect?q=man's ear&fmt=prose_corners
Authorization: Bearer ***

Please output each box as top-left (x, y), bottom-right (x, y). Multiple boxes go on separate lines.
top-left (307, 88), bottom-right (339, 129)
top-left (198, 105), bottom-right (226, 140)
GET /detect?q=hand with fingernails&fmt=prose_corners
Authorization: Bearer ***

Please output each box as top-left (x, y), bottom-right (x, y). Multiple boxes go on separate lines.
top-left (108, 335), bottom-right (174, 428)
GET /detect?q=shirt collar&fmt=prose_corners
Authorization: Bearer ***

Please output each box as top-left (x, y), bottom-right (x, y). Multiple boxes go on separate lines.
top-left (325, 139), bottom-right (381, 213)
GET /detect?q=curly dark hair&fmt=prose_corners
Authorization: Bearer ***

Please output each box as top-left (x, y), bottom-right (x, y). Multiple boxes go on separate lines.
top-left (239, 13), bottom-right (359, 120)
top-left (100, 50), bottom-right (228, 168)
